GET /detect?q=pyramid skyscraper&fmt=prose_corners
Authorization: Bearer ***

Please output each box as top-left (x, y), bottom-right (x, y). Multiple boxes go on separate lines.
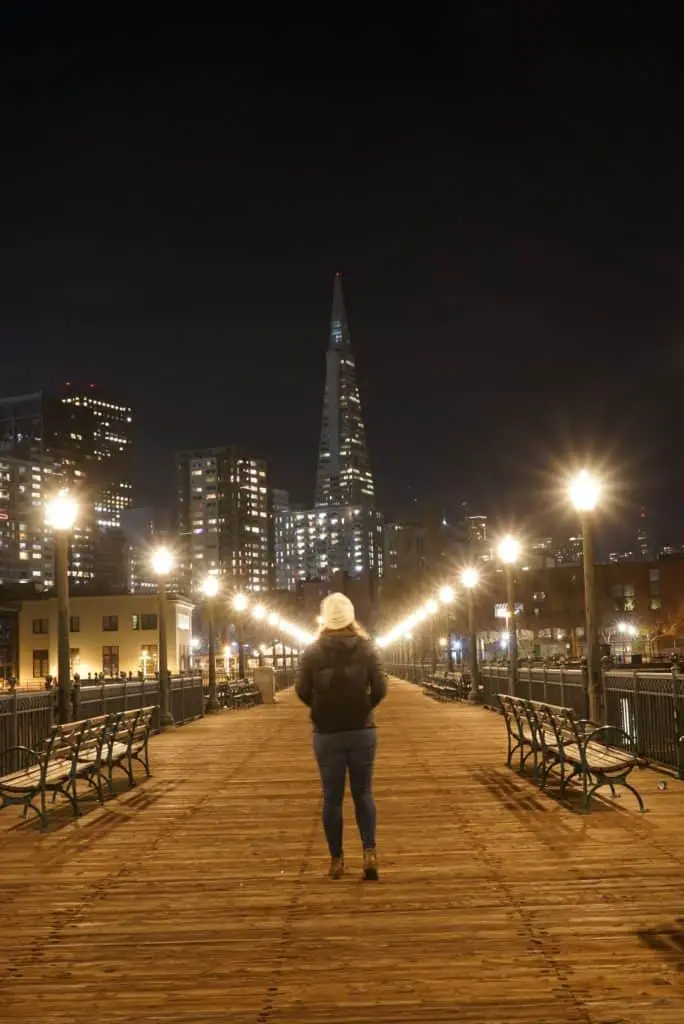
top-left (315, 273), bottom-right (375, 508)
top-left (273, 275), bottom-right (382, 605)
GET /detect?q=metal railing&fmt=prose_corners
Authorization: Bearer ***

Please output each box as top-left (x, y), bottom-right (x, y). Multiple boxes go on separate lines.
top-left (477, 664), bottom-right (684, 775)
top-left (395, 659), bottom-right (684, 775)
top-left (0, 675), bottom-right (204, 762)
top-left (0, 690), bottom-right (57, 762)
top-left (478, 664), bottom-right (587, 718)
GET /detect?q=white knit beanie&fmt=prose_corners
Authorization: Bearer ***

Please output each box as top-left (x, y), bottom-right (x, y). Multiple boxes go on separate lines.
top-left (321, 592), bottom-right (355, 631)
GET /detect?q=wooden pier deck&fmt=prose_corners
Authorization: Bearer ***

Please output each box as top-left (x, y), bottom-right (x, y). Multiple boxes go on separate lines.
top-left (2, 679), bottom-right (684, 1023)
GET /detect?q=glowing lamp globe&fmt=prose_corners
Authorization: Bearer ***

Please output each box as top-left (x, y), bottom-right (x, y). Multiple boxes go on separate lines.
top-left (568, 469), bottom-right (601, 513)
top-left (498, 535), bottom-right (521, 565)
top-left (45, 493), bottom-right (78, 532)
top-left (461, 567), bottom-right (479, 589)
top-left (202, 576), bottom-right (219, 598)
top-left (151, 547), bottom-right (174, 576)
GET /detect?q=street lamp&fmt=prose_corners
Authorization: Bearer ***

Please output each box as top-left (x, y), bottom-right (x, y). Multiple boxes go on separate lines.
top-left (151, 546), bottom-right (175, 728)
top-left (497, 534), bottom-right (521, 696)
top-left (460, 567), bottom-right (480, 700)
top-left (404, 632), bottom-right (414, 679)
top-left (568, 469), bottom-right (602, 721)
top-left (439, 585), bottom-right (455, 671)
top-left (202, 576), bottom-right (220, 713)
top-left (45, 492), bottom-right (78, 724)
top-left (232, 593), bottom-right (249, 678)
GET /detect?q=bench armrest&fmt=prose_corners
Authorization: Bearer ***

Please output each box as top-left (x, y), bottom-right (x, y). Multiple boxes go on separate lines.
top-left (0, 746), bottom-right (45, 772)
top-left (582, 724), bottom-right (642, 755)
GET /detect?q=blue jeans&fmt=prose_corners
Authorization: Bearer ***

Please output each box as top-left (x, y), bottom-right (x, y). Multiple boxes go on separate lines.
top-left (313, 728), bottom-right (377, 858)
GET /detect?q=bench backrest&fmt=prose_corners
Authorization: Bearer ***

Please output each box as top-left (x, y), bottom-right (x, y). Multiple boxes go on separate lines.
top-left (44, 715), bottom-right (109, 770)
top-left (131, 706), bottom-right (155, 746)
top-left (498, 694), bottom-right (528, 735)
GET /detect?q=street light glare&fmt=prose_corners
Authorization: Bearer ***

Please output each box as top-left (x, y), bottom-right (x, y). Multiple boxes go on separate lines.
top-left (151, 547), bottom-right (174, 577)
top-left (498, 534), bottom-right (521, 565)
top-left (568, 469), bottom-right (601, 513)
top-left (233, 593), bottom-right (249, 612)
top-left (439, 585), bottom-right (455, 604)
top-left (253, 604), bottom-right (266, 620)
top-left (461, 567), bottom-right (479, 589)
top-left (425, 599), bottom-right (438, 614)
top-left (45, 492), bottom-right (78, 532)
top-left (202, 576), bottom-right (219, 598)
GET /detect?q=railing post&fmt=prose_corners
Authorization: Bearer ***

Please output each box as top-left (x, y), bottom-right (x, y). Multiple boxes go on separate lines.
top-left (632, 671), bottom-right (641, 745)
top-left (71, 679), bottom-right (81, 722)
top-left (180, 675), bottom-right (185, 724)
top-left (543, 662), bottom-right (548, 704)
top-left (672, 664), bottom-right (684, 779)
top-left (581, 661), bottom-right (590, 721)
top-left (559, 666), bottom-right (565, 707)
top-left (123, 678), bottom-right (128, 712)
top-left (9, 688), bottom-right (18, 773)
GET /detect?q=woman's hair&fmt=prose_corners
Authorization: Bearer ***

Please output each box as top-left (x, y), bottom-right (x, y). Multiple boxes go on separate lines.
top-left (320, 619), bottom-right (370, 640)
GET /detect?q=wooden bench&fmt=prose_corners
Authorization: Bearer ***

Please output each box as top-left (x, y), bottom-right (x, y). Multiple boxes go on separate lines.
top-left (423, 674), bottom-right (469, 702)
top-left (497, 693), bottom-right (648, 813)
top-left (216, 680), bottom-right (262, 710)
top-left (78, 707), bottom-right (155, 797)
top-left (0, 706), bottom-right (155, 829)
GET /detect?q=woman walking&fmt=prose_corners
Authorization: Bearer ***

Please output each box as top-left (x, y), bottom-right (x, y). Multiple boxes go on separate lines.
top-left (296, 593), bottom-right (387, 880)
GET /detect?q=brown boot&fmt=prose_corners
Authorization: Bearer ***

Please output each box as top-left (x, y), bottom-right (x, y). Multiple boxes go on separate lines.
top-left (363, 848), bottom-right (379, 881)
top-left (329, 856), bottom-right (344, 879)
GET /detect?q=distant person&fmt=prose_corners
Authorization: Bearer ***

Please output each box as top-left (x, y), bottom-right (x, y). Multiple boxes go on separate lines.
top-left (296, 593), bottom-right (387, 881)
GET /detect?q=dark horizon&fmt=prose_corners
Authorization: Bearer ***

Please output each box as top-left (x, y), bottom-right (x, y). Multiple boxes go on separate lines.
top-left (2, 10), bottom-right (684, 547)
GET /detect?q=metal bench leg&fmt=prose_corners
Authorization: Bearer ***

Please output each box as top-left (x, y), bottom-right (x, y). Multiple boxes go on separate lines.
top-left (618, 778), bottom-right (646, 813)
top-left (39, 789), bottom-right (48, 830)
top-left (66, 781), bottom-right (80, 818)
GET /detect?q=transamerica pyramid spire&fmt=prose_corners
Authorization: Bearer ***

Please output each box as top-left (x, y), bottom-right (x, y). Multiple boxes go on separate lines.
top-left (315, 274), bottom-right (375, 507)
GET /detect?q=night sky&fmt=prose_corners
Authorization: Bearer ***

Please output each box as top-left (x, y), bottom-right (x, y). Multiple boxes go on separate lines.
top-left (2, 8), bottom-right (684, 546)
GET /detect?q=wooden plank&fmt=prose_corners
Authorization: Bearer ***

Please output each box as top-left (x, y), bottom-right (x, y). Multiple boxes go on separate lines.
top-left (0, 679), bottom-right (684, 1022)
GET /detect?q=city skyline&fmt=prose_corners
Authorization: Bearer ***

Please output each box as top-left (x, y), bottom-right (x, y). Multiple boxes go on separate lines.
top-left (3, 15), bottom-right (684, 539)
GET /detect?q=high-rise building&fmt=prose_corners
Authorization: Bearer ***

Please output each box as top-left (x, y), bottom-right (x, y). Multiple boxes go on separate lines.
top-left (315, 273), bottom-right (375, 508)
top-left (274, 501), bottom-right (382, 591)
top-left (0, 386), bottom-right (133, 590)
top-left (121, 507), bottom-right (157, 594)
top-left (0, 453), bottom-right (64, 587)
top-left (58, 384), bottom-right (133, 533)
top-left (274, 276), bottom-right (382, 593)
top-left (636, 508), bottom-right (651, 560)
top-left (177, 447), bottom-right (271, 594)
top-left (383, 522), bottom-right (431, 581)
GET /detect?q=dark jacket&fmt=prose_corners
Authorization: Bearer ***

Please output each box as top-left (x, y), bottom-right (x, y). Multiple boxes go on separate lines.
top-left (295, 632), bottom-right (387, 734)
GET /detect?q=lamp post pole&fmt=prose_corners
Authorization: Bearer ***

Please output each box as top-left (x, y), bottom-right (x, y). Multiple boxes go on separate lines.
top-left (157, 579), bottom-right (174, 728)
top-left (204, 585), bottom-right (220, 713)
top-left (430, 618), bottom-right (437, 674)
top-left (45, 493), bottom-right (78, 725)
top-left (467, 587), bottom-right (479, 700)
top-left (581, 513), bottom-right (601, 722)
top-left (461, 568), bottom-right (480, 701)
top-left (55, 530), bottom-right (71, 724)
top-left (568, 470), bottom-right (603, 723)
top-left (506, 564), bottom-right (518, 696)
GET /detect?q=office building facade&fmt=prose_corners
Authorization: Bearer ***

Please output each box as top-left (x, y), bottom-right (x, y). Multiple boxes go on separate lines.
top-left (177, 447), bottom-right (271, 594)
top-left (0, 386), bottom-right (133, 590)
